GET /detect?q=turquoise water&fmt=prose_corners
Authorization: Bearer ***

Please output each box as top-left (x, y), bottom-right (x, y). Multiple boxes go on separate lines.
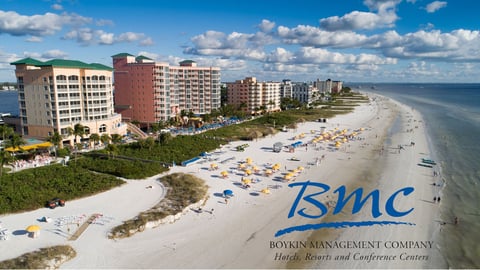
top-left (364, 83), bottom-right (480, 269)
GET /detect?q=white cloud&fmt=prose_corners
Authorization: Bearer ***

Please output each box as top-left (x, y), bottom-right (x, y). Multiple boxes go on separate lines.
top-left (425, 1), bottom-right (447, 13)
top-left (277, 25), bottom-right (369, 48)
top-left (41, 49), bottom-right (68, 59)
top-left (258, 19), bottom-right (275, 32)
top-left (51, 4), bottom-right (63, 11)
top-left (63, 28), bottom-right (151, 46)
top-left (0, 10), bottom-right (91, 36)
top-left (26, 36), bottom-right (43, 42)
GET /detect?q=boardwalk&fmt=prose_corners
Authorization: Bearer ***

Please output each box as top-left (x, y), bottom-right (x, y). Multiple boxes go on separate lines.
top-left (68, 213), bottom-right (101, 241)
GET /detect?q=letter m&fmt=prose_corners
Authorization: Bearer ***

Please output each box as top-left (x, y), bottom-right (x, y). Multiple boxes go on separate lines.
top-left (333, 186), bottom-right (382, 218)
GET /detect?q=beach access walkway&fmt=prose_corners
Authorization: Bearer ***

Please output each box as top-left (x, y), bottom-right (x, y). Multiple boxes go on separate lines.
top-left (68, 213), bottom-right (102, 241)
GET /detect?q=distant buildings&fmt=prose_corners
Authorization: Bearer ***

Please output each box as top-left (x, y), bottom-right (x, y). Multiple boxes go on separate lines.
top-left (10, 58), bottom-right (126, 146)
top-left (112, 53), bottom-right (221, 124)
top-left (226, 77), bottom-right (281, 114)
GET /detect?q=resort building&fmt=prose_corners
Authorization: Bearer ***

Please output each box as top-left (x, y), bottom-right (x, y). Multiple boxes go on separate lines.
top-left (10, 58), bottom-right (126, 146)
top-left (280, 80), bottom-right (320, 104)
top-left (226, 77), bottom-right (281, 115)
top-left (112, 53), bottom-right (221, 124)
top-left (315, 79), bottom-right (343, 94)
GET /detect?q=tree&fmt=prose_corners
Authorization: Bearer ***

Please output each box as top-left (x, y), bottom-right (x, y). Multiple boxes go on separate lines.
top-left (100, 134), bottom-right (111, 146)
top-left (110, 134), bottom-right (123, 144)
top-left (89, 133), bottom-right (100, 150)
top-left (105, 143), bottom-right (118, 159)
top-left (0, 150), bottom-right (15, 180)
top-left (72, 123), bottom-right (85, 146)
top-left (47, 131), bottom-right (63, 158)
top-left (158, 132), bottom-right (172, 145)
top-left (0, 125), bottom-right (14, 141)
top-left (6, 134), bottom-right (25, 152)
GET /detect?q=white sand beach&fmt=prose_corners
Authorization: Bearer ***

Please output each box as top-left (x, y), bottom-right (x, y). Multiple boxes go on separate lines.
top-left (0, 94), bottom-right (445, 269)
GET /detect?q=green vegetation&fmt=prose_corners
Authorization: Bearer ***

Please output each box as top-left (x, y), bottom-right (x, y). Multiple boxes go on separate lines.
top-left (0, 163), bottom-right (124, 215)
top-left (0, 245), bottom-right (76, 269)
top-left (109, 173), bottom-right (208, 239)
top-left (76, 156), bottom-right (168, 179)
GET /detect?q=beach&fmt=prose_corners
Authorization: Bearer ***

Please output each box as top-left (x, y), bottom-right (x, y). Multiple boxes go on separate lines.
top-left (0, 93), bottom-right (447, 269)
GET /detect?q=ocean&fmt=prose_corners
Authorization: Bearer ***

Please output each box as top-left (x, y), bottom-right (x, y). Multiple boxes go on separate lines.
top-left (0, 90), bottom-right (19, 116)
top-left (363, 83), bottom-right (480, 269)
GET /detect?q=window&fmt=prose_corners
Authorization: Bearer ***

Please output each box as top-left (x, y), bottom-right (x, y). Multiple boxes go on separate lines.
top-left (99, 124), bottom-right (107, 133)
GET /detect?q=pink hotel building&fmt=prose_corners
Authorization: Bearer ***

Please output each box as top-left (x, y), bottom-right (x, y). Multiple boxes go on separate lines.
top-left (112, 53), bottom-right (221, 124)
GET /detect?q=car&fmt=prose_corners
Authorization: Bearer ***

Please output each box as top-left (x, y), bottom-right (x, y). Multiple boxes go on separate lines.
top-left (46, 198), bottom-right (65, 209)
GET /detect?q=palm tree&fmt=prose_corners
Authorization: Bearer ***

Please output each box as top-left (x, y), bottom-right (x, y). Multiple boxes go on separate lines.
top-left (89, 133), bottom-right (100, 150)
top-left (6, 134), bottom-right (25, 152)
top-left (48, 131), bottom-right (63, 158)
top-left (0, 125), bottom-right (14, 141)
top-left (110, 134), bottom-right (123, 145)
top-left (72, 123), bottom-right (85, 146)
top-left (0, 150), bottom-right (15, 180)
top-left (105, 143), bottom-right (118, 159)
top-left (100, 134), bottom-right (111, 146)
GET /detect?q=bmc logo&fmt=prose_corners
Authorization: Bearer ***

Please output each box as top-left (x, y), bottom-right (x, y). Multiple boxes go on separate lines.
top-left (275, 181), bottom-right (415, 237)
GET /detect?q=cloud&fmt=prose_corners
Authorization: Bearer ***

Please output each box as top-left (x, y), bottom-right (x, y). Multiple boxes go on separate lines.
top-left (26, 36), bottom-right (43, 42)
top-left (41, 49), bottom-right (69, 59)
top-left (319, 0), bottom-right (400, 31)
top-left (425, 1), bottom-right (447, 13)
top-left (0, 10), bottom-right (91, 37)
top-left (51, 4), bottom-right (63, 11)
top-left (277, 25), bottom-right (369, 48)
top-left (258, 19), bottom-right (275, 32)
top-left (63, 28), bottom-right (151, 46)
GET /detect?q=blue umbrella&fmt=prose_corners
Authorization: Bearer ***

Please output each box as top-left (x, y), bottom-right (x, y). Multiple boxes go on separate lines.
top-left (223, 189), bottom-right (234, 197)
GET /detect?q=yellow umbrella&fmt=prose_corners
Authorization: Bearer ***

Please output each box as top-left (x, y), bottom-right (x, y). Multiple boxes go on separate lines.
top-left (297, 166), bottom-right (304, 171)
top-left (26, 225), bottom-right (41, 232)
top-left (253, 166), bottom-right (259, 172)
top-left (220, 171), bottom-right (228, 178)
top-left (265, 169), bottom-right (273, 176)
top-left (242, 178), bottom-right (251, 184)
top-left (246, 157), bottom-right (252, 164)
top-left (244, 169), bottom-right (252, 175)
top-left (284, 174), bottom-right (292, 180)
top-left (238, 163), bottom-right (246, 169)
top-left (261, 188), bottom-right (271, 194)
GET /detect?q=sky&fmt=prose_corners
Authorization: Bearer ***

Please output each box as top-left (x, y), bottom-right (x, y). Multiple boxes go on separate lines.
top-left (0, 0), bottom-right (479, 83)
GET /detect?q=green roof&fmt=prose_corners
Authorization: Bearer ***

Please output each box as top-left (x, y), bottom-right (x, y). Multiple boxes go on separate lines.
top-left (10, 58), bottom-right (113, 71)
top-left (10, 57), bottom-right (44, 66)
top-left (111, 53), bottom-right (135, 58)
top-left (136, 55), bottom-right (153, 61)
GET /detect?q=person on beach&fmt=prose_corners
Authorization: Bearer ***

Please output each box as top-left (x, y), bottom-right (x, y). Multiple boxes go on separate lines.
top-left (454, 217), bottom-right (459, 225)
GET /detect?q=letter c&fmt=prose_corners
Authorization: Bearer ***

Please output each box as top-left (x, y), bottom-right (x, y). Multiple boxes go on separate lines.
top-left (385, 187), bottom-right (414, 217)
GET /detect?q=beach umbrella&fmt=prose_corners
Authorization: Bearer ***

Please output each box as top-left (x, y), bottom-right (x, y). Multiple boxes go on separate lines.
top-left (26, 225), bottom-right (41, 232)
top-left (238, 163), bottom-right (246, 169)
top-left (261, 188), bottom-right (271, 194)
top-left (253, 166), bottom-right (259, 172)
top-left (246, 157), bottom-right (252, 164)
top-left (244, 169), bottom-right (252, 175)
top-left (220, 171), bottom-right (228, 178)
top-left (265, 169), bottom-right (273, 176)
top-left (223, 189), bottom-right (234, 197)
top-left (284, 174), bottom-right (292, 180)
top-left (297, 166), bottom-right (304, 171)
top-left (210, 163), bottom-right (218, 169)
top-left (242, 178), bottom-right (251, 184)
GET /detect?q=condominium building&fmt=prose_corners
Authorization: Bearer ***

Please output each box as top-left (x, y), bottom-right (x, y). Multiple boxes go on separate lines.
top-left (315, 79), bottom-right (343, 94)
top-left (10, 58), bottom-right (126, 146)
top-left (112, 53), bottom-right (221, 124)
top-left (226, 77), bottom-right (281, 114)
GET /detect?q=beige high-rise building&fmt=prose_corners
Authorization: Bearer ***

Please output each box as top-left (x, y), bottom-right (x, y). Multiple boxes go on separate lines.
top-left (226, 77), bottom-right (281, 115)
top-left (11, 58), bottom-right (126, 146)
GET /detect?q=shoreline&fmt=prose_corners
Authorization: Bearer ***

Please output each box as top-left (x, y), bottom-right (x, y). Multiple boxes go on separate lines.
top-left (0, 93), bottom-right (446, 269)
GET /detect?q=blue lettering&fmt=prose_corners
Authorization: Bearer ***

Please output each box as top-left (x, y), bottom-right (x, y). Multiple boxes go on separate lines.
top-left (385, 187), bottom-right (414, 217)
top-left (333, 186), bottom-right (382, 218)
top-left (287, 181), bottom-right (330, 219)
